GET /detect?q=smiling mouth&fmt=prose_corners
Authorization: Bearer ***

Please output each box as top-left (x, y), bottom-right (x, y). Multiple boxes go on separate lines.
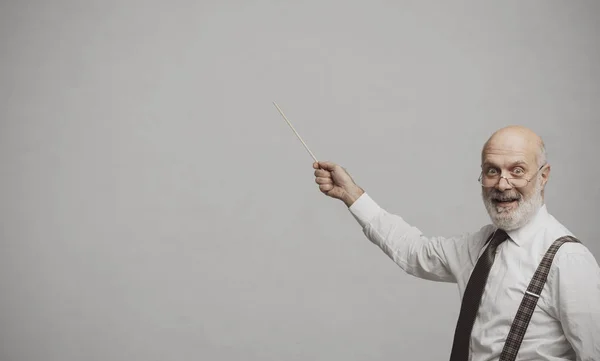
top-left (493, 198), bottom-right (519, 206)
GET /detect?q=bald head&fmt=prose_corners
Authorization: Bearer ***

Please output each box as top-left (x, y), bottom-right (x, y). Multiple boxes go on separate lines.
top-left (482, 126), bottom-right (547, 168)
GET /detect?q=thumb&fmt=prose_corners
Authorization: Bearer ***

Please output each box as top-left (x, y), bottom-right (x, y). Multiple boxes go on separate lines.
top-left (317, 160), bottom-right (338, 171)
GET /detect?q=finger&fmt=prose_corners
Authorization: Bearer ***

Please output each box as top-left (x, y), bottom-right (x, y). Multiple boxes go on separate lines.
top-left (313, 162), bottom-right (319, 169)
top-left (319, 184), bottom-right (333, 192)
top-left (314, 169), bottom-right (331, 178)
top-left (316, 161), bottom-right (338, 171)
top-left (315, 177), bottom-right (333, 185)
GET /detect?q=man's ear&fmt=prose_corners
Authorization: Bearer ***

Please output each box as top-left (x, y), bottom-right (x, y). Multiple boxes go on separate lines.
top-left (541, 164), bottom-right (551, 187)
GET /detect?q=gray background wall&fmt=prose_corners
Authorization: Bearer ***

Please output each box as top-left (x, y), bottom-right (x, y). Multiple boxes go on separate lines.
top-left (1, 1), bottom-right (599, 360)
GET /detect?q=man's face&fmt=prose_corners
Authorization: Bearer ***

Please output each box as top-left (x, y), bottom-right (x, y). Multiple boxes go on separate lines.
top-left (481, 134), bottom-right (547, 231)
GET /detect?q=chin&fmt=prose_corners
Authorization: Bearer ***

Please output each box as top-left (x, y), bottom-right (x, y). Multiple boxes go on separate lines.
top-left (490, 212), bottom-right (526, 231)
top-left (488, 210), bottom-right (520, 230)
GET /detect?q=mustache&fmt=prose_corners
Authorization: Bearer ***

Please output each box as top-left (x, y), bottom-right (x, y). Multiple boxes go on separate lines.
top-left (487, 189), bottom-right (522, 202)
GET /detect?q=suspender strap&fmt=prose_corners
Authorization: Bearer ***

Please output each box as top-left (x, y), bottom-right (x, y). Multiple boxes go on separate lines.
top-left (499, 235), bottom-right (580, 361)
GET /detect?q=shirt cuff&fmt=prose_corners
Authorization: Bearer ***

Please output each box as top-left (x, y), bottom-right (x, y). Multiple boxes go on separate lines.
top-left (348, 192), bottom-right (381, 228)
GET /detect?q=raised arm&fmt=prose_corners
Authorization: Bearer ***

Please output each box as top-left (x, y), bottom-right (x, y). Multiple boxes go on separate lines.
top-left (313, 160), bottom-right (489, 283)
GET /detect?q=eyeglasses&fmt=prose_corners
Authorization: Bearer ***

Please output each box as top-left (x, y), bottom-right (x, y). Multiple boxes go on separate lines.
top-left (478, 164), bottom-right (546, 188)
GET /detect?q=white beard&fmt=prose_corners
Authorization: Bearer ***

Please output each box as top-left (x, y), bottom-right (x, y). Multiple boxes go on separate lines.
top-left (482, 178), bottom-right (544, 231)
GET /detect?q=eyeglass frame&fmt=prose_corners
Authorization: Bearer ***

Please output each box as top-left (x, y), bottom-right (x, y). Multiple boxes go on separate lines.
top-left (478, 163), bottom-right (546, 188)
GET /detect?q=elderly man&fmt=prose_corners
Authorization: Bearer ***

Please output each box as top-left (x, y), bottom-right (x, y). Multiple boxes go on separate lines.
top-left (313, 126), bottom-right (600, 360)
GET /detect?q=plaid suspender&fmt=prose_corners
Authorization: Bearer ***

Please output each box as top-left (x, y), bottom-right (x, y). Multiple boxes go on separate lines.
top-left (498, 235), bottom-right (580, 361)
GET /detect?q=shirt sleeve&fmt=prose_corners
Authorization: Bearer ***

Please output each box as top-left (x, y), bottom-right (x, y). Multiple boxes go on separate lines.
top-left (348, 192), bottom-right (484, 283)
top-left (549, 245), bottom-right (600, 361)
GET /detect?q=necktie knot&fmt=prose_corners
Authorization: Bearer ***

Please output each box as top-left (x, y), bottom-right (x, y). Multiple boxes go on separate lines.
top-left (489, 229), bottom-right (509, 248)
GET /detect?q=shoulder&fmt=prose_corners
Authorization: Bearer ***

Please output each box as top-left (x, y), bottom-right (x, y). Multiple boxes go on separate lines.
top-left (543, 211), bottom-right (592, 260)
top-left (552, 241), bottom-right (599, 269)
top-left (463, 223), bottom-right (497, 263)
top-left (471, 223), bottom-right (496, 245)
top-left (546, 233), bottom-right (600, 285)
top-left (543, 228), bottom-right (600, 310)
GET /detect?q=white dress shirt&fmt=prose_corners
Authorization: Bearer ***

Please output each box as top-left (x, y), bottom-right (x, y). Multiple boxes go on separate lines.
top-left (348, 193), bottom-right (600, 361)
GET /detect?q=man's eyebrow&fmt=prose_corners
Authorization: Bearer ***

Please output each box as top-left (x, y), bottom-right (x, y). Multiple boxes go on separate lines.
top-left (510, 160), bottom-right (528, 167)
top-left (482, 161), bottom-right (500, 167)
top-left (481, 160), bottom-right (529, 168)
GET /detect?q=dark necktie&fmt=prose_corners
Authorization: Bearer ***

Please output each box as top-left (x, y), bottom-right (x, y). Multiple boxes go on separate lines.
top-left (449, 229), bottom-right (509, 361)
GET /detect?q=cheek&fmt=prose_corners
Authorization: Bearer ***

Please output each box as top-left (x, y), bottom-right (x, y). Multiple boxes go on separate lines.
top-left (518, 188), bottom-right (532, 200)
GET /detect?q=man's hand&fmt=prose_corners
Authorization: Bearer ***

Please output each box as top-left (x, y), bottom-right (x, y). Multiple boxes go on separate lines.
top-left (313, 161), bottom-right (364, 207)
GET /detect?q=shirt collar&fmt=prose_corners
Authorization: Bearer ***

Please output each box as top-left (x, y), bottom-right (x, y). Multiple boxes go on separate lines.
top-left (504, 204), bottom-right (549, 247)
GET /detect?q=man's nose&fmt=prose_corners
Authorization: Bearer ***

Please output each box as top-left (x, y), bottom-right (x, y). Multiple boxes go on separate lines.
top-left (495, 177), bottom-right (513, 191)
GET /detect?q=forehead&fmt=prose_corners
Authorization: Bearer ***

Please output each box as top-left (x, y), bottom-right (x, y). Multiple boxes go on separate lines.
top-left (481, 135), bottom-right (538, 166)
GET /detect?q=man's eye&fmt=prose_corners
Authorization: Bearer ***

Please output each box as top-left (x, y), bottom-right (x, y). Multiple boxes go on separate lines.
top-left (486, 168), bottom-right (498, 175)
top-left (513, 168), bottom-right (525, 175)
